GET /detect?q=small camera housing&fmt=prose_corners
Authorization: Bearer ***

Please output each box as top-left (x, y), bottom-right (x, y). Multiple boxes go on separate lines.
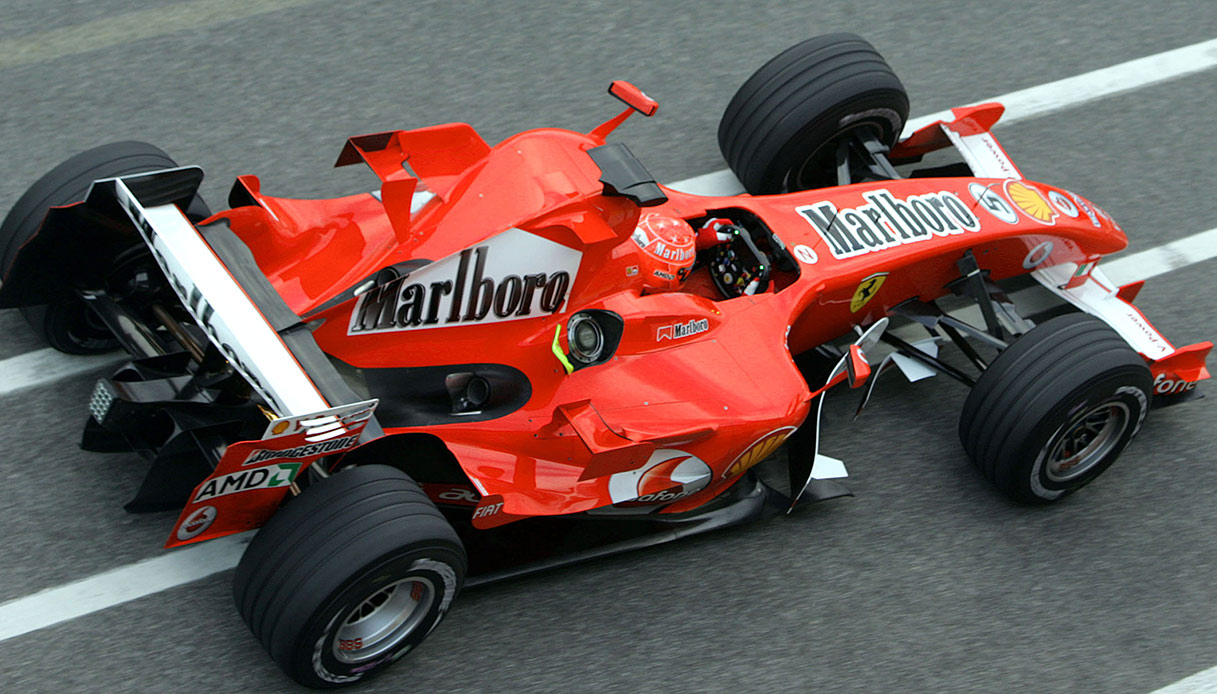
top-left (566, 310), bottom-right (624, 370)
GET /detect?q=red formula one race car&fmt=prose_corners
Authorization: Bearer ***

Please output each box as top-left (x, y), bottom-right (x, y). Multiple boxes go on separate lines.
top-left (1, 33), bottom-right (1209, 687)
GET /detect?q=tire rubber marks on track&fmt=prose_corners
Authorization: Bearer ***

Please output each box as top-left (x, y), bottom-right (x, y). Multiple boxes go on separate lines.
top-left (0, 0), bottom-right (325, 69)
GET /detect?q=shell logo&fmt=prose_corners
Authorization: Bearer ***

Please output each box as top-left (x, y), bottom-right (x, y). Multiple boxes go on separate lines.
top-left (724, 427), bottom-right (796, 479)
top-left (608, 449), bottom-right (712, 507)
top-left (1005, 181), bottom-right (1058, 225)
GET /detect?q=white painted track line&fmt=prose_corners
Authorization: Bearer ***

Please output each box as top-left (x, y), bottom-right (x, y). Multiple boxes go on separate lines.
top-left (0, 348), bottom-right (122, 398)
top-left (1153, 668), bottom-right (1217, 693)
top-left (667, 168), bottom-right (744, 196)
top-left (902, 37), bottom-right (1217, 134)
top-left (0, 533), bottom-right (251, 641)
top-left (0, 0), bottom-right (325, 69)
top-left (670, 37), bottom-right (1217, 197)
top-left (1104, 227), bottom-right (1217, 285)
top-left (1, 40), bottom-right (1217, 670)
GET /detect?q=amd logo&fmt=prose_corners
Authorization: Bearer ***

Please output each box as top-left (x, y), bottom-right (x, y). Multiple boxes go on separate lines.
top-left (193, 463), bottom-right (301, 502)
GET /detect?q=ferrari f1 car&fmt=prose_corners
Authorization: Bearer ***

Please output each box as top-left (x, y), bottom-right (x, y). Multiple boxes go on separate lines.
top-left (1, 34), bottom-right (1209, 687)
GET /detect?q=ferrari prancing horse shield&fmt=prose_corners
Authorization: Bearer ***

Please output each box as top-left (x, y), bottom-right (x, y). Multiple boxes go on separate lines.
top-left (850, 272), bottom-right (888, 312)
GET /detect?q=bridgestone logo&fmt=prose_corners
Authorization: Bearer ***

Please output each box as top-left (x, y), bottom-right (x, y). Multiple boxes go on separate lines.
top-left (348, 228), bottom-right (581, 334)
top-left (242, 435), bottom-right (360, 465)
top-left (796, 189), bottom-right (980, 260)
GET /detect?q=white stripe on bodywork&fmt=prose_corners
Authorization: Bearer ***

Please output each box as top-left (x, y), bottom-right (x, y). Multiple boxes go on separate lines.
top-left (942, 128), bottom-right (1023, 180)
top-left (1031, 264), bottom-right (1174, 359)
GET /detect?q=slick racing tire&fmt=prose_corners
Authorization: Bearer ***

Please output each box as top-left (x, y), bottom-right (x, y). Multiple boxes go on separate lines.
top-left (958, 313), bottom-right (1153, 504)
top-left (0, 141), bottom-right (209, 354)
top-left (233, 465), bottom-right (466, 688)
top-left (718, 33), bottom-right (909, 194)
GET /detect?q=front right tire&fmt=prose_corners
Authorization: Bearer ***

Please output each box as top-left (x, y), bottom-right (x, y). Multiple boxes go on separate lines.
top-left (959, 313), bottom-right (1153, 503)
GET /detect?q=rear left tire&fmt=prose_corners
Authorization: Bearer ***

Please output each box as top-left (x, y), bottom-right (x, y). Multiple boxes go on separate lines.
top-left (0, 141), bottom-right (209, 354)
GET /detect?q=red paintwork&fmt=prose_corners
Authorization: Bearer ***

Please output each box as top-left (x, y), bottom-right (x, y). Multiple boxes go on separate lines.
top-left (608, 80), bottom-right (659, 116)
top-left (167, 405), bottom-right (376, 546)
top-left (1117, 280), bottom-right (1145, 303)
top-left (166, 95), bottom-right (1210, 545)
top-left (892, 103), bottom-right (1007, 159)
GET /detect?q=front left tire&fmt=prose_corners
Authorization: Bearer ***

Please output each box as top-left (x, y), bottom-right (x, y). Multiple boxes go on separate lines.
top-left (717, 33), bottom-right (909, 194)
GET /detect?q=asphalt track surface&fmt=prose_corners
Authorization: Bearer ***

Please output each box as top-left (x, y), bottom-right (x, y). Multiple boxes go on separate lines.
top-left (1, 1), bottom-right (1216, 692)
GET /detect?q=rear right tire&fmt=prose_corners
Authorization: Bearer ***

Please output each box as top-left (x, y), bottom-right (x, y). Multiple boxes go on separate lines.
top-left (233, 465), bottom-right (466, 688)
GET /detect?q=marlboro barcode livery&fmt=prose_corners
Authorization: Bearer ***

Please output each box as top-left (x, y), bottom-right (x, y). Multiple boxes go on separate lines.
top-left (0, 33), bottom-right (1207, 688)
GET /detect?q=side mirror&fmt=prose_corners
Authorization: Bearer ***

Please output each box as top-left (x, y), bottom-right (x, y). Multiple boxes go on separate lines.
top-left (608, 80), bottom-right (658, 117)
top-left (846, 344), bottom-right (871, 389)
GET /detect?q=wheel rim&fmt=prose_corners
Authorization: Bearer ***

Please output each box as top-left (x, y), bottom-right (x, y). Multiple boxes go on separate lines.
top-left (787, 122), bottom-right (884, 191)
top-left (39, 299), bottom-right (118, 353)
top-left (67, 301), bottom-right (117, 349)
top-left (1045, 401), bottom-right (1130, 482)
top-left (332, 577), bottom-right (435, 664)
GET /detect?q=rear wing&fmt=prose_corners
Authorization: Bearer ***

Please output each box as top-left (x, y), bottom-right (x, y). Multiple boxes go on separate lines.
top-left (107, 168), bottom-right (368, 418)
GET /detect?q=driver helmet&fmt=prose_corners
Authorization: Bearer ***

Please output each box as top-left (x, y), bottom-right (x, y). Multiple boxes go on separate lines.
top-left (631, 212), bottom-right (695, 291)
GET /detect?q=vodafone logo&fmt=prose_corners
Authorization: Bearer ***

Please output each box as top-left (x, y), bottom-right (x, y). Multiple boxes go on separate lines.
top-left (1154, 373), bottom-right (1200, 395)
top-left (176, 505), bottom-right (217, 541)
top-left (609, 449), bottom-right (712, 507)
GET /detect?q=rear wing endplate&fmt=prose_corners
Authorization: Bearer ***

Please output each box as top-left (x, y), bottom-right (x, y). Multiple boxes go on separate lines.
top-left (106, 168), bottom-right (368, 419)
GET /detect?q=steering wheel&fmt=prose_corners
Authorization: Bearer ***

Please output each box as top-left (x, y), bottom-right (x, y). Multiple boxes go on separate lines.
top-left (709, 225), bottom-right (771, 298)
